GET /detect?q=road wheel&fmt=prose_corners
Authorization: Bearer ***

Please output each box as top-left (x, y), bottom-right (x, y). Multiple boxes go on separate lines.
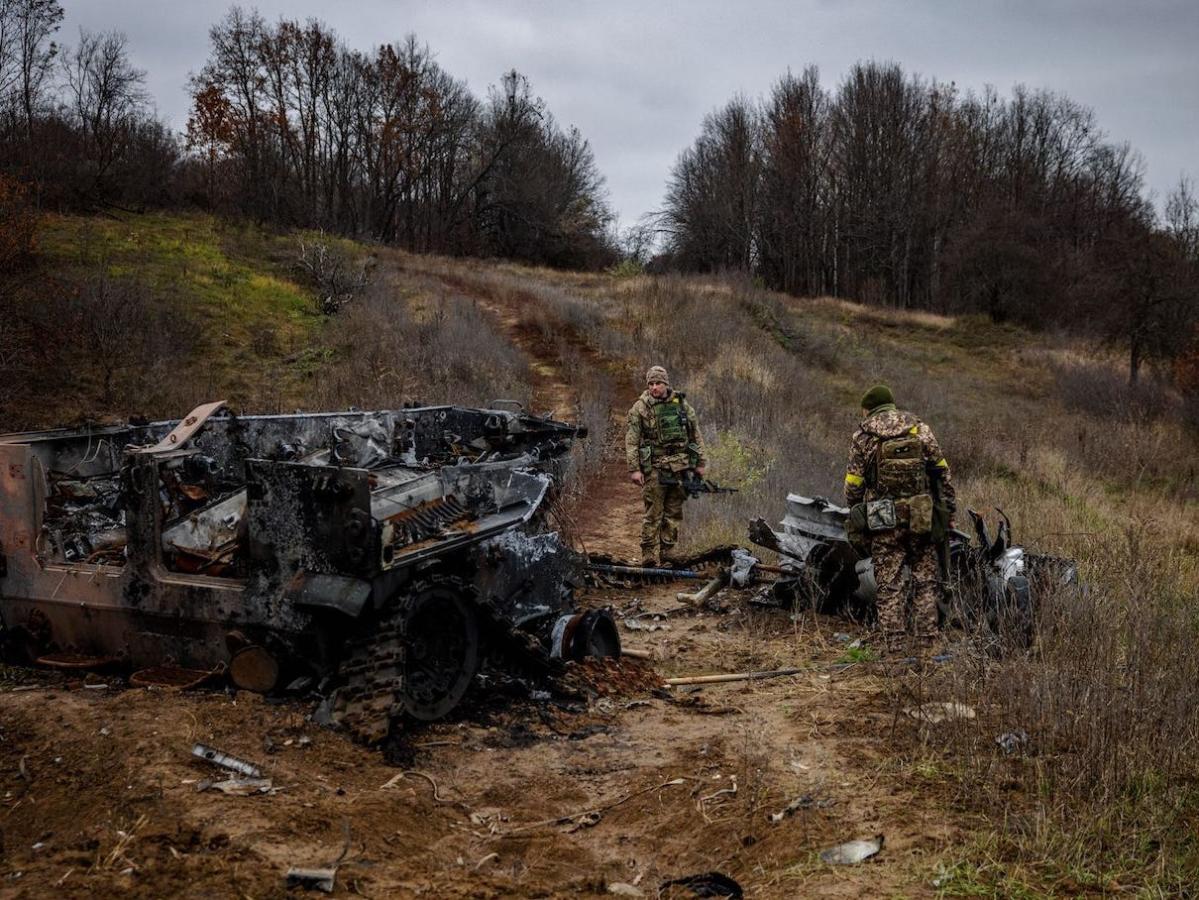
top-left (397, 575), bottom-right (481, 721)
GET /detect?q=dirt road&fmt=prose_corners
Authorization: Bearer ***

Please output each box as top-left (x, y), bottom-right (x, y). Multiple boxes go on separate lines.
top-left (0, 273), bottom-right (968, 898)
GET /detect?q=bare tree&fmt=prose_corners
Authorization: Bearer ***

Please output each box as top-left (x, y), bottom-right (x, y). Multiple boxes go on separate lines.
top-left (1166, 177), bottom-right (1199, 264)
top-left (0, 1), bottom-right (21, 108)
top-left (662, 95), bottom-right (761, 273)
top-left (620, 218), bottom-right (658, 266)
top-left (7, 0), bottom-right (62, 142)
top-left (757, 67), bottom-right (829, 295)
top-left (295, 236), bottom-right (370, 315)
top-left (61, 29), bottom-right (148, 198)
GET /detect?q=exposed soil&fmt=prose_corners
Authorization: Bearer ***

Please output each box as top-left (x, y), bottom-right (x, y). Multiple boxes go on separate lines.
top-left (434, 265), bottom-right (641, 561)
top-left (0, 272), bottom-right (972, 898)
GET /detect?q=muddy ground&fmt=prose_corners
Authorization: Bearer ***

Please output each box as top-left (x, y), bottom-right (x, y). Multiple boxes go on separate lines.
top-left (0, 581), bottom-right (970, 898)
top-left (0, 265), bottom-right (974, 898)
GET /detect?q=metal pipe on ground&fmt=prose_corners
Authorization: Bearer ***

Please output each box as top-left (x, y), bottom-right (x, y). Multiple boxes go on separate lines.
top-left (587, 563), bottom-right (704, 580)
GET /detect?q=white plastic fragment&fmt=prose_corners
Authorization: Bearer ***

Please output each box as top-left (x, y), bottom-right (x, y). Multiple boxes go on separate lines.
top-left (608, 884), bottom-right (644, 897)
top-left (820, 835), bottom-right (884, 865)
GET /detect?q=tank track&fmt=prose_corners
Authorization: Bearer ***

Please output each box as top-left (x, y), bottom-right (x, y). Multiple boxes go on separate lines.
top-left (332, 607), bottom-right (407, 744)
top-left (332, 573), bottom-right (558, 743)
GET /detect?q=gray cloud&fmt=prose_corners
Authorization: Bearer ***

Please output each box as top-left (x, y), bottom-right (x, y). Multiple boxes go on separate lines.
top-left (64, 0), bottom-right (1198, 226)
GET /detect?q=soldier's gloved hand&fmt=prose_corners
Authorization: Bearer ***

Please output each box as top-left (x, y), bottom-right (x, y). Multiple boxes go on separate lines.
top-left (694, 466), bottom-right (706, 478)
top-left (630, 471), bottom-right (645, 486)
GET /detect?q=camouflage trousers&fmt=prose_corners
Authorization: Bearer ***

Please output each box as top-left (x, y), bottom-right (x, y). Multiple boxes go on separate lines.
top-left (641, 475), bottom-right (686, 563)
top-left (871, 528), bottom-right (942, 644)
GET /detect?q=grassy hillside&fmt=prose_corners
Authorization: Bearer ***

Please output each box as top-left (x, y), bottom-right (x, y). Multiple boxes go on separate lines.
top-left (0, 212), bottom-right (531, 429)
top-left (4, 212), bottom-right (1199, 892)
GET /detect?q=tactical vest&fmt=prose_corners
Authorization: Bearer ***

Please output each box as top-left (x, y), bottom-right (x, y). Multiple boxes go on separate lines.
top-left (651, 394), bottom-right (689, 451)
top-left (872, 426), bottom-right (929, 500)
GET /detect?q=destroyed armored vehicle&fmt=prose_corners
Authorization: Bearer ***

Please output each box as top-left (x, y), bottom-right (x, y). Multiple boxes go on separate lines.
top-left (749, 494), bottom-right (1077, 640)
top-left (0, 401), bottom-right (618, 741)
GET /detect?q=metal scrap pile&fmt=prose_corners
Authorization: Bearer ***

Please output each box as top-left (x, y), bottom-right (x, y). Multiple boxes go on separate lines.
top-left (749, 493), bottom-right (1078, 636)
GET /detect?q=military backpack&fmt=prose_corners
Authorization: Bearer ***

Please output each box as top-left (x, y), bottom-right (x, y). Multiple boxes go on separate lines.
top-left (867, 425), bottom-right (933, 535)
top-left (874, 428), bottom-right (929, 500)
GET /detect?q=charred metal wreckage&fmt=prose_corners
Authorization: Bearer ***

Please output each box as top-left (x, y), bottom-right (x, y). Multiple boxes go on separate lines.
top-left (749, 494), bottom-right (1078, 641)
top-left (0, 401), bottom-right (619, 741)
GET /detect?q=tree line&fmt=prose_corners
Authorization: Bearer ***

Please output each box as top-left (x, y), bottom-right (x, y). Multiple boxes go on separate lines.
top-left (661, 63), bottom-right (1198, 381)
top-left (0, 0), bottom-right (176, 212)
top-left (3, 2), bottom-right (1196, 381)
top-left (0, 1), bottom-right (615, 269)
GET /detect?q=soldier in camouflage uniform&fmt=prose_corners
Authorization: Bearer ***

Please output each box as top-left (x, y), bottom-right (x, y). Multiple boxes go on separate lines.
top-left (844, 385), bottom-right (955, 649)
top-left (626, 366), bottom-right (708, 566)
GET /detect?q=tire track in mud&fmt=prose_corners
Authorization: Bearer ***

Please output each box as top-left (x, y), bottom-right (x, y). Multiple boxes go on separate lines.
top-left (430, 270), bottom-right (643, 562)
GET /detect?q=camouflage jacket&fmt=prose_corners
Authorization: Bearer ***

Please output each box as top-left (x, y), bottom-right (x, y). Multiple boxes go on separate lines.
top-left (625, 389), bottom-right (708, 474)
top-left (844, 405), bottom-right (955, 508)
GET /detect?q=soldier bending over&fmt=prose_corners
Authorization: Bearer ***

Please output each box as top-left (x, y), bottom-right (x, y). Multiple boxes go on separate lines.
top-left (844, 385), bottom-right (955, 651)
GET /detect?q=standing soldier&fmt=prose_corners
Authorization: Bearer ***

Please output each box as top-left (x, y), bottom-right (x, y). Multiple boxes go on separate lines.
top-left (844, 385), bottom-right (955, 651)
top-left (626, 366), bottom-right (708, 566)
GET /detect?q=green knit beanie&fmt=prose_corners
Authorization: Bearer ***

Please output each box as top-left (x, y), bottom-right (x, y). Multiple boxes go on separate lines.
top-left (859, 384), bottom-right (894, 412)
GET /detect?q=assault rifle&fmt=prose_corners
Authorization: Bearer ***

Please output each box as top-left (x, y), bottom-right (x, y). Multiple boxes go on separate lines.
top-left (657, 469), bottom-right (739, 499)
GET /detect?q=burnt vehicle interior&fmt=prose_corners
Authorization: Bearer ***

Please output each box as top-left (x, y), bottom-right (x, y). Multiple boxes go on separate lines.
top-left (17, 401), bottom-right (580, 576)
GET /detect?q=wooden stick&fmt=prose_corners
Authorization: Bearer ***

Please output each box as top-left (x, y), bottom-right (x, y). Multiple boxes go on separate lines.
top-left (677, 575), bottom-right (725, 605)
top-left (665, 652), bottom-right (956, 687)
top-left (665, 667), bottom-right (810, 686)
top-left (621, 648), bottom-right (653, 660)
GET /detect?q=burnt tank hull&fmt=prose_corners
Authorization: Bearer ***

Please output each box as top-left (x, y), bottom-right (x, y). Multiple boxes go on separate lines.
top-left (0, 402), bottom-right (612, 737)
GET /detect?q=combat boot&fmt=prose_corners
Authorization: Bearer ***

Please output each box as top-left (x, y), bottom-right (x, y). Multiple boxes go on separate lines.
top-left (881, 633), bottom-right (923, 674)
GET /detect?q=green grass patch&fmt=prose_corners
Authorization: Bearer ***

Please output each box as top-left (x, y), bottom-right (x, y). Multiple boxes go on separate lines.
top-left (35, 212), bottom-right (337, 412)
top-left (39, 212), bottom-right (318, 337)
top-left (837, 644), bottom-right (878, 664)
top-left (705, 429), bottom-right (771, 490)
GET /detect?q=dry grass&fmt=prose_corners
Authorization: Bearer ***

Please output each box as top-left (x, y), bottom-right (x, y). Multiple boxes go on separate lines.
top-left (308, 263), bottom-right (533, 412)
top-left (7, 213), bottom-right (1198, 892)
top-left (420, 261), bottom-right (1199, 893)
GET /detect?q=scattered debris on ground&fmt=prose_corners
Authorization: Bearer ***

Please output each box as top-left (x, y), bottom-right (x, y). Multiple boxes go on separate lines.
top-left (905, 701), bottom-right (977, 724)
top-left (819, 836), bottom-right (885, 865)
top-left (660, 870), bottom-right (744, 897)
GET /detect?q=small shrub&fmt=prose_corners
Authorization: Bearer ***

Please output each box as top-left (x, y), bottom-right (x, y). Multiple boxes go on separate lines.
top-left (1053, 358), bottom-right (1179, 422)
top-left (607, 258), bottom-right (644, 278)
top-left (295, 237), bottom-right (371, 315)
top-left (705, 430), bottom-right (770, 490)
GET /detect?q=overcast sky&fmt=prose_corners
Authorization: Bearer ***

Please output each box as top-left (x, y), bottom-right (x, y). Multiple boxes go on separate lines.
top-left (63, 0), bottom-right (1198, 229)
